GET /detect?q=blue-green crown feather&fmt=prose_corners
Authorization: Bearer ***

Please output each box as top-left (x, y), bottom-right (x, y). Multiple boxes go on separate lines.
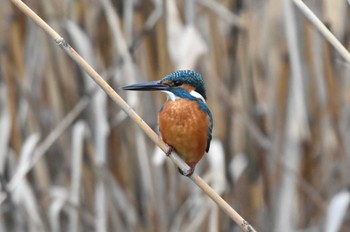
top-left (161, 70), bottom-right (207, 100)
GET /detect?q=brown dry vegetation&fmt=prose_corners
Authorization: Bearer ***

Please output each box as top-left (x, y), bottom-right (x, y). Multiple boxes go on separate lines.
top-left (1, 0), bottom-right (350, 231)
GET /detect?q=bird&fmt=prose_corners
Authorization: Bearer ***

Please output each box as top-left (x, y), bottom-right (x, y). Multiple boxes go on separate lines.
top-left (122, 70), bottom-right (213, 176)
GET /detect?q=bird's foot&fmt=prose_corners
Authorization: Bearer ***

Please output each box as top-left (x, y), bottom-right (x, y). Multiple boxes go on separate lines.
top-left (178, 166), bottom-right (195, 177)
top-left (165, 145), bottom-right (174, 156)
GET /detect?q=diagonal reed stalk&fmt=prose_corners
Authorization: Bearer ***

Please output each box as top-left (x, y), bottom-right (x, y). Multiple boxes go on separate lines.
top-left (9, 0), bottom-right (257, 231)
top-left (292, 0), bottom-right (350, 63)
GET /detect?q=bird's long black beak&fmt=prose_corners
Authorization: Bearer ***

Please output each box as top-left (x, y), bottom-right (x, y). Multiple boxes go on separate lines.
top-left (122, 81), bottom-right (169, 91)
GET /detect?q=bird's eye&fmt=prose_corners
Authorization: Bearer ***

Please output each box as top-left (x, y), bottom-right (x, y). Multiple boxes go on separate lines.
top-left (173, 80), bottom-right (182, 86)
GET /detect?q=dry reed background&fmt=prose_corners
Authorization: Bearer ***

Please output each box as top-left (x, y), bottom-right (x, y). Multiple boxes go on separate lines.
top-left (1, 0), bottom-right (350, 231)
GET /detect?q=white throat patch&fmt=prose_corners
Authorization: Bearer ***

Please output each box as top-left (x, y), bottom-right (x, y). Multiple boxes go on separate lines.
top-left (161, 91), bottom-right (179, 101)
top-left (161, 90), bottom-right (206, 102)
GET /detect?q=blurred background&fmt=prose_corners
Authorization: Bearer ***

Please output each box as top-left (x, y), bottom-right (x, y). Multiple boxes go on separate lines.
top-left (1, 0), bottom-right (350, 231)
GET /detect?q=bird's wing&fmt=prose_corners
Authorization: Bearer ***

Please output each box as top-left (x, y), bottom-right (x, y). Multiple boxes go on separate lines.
top-left (205, 110), bottom-right (213, 153)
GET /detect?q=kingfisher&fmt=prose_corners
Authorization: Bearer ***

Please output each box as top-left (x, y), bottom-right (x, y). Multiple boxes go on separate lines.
top-left (122, 70), bottom-right (213, 176)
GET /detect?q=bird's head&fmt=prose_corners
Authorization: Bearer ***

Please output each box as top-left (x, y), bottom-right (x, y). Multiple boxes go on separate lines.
top-left (122, 70), bottom-right (207, 101)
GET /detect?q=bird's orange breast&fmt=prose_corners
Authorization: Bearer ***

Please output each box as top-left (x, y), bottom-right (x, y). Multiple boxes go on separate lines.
top-left (158, 98), bottom-right (210, 168)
